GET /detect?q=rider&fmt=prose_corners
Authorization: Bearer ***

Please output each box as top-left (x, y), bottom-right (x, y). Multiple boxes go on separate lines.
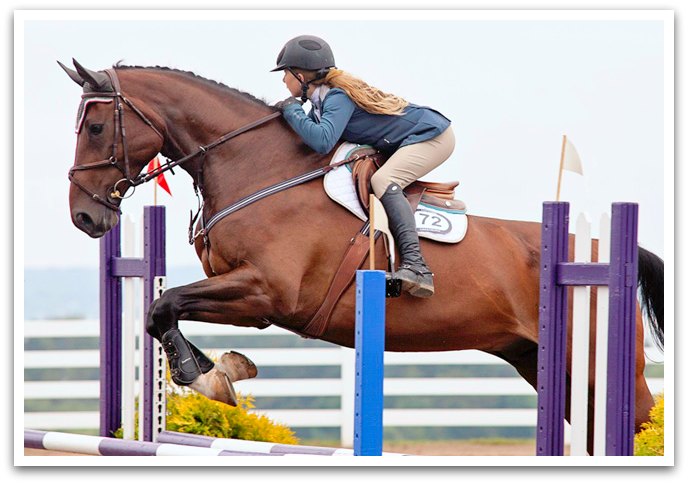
top-left (272, 35), bottom-right (455, 298)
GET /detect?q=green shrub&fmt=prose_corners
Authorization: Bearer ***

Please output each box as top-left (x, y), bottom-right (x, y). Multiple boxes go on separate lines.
top-left (115, 363), bottom-right (298, 445)
top-left (166, 387), bottom-right (298, 444)
top-left (634, 393), bottom-right (664, 456)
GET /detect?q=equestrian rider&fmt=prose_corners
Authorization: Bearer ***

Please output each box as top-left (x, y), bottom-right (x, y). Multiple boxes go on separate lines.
top-left (272, 35), bottom-right (455, 298)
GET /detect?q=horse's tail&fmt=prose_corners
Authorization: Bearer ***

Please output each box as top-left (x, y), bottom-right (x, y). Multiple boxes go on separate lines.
top-left (638, 246), bottom-right (664, 352)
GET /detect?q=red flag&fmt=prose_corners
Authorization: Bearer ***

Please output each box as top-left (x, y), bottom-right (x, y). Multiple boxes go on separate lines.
top-left (146, 156), bottom-right (172, 196)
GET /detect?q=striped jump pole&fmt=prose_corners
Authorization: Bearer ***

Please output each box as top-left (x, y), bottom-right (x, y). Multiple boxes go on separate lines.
top-left (353, 270), bottom-right (386, 456)
top-left (24, 429), bottom-right (273, 457)
top-left (536, 202), bottom-right (638, 456)
top-left (157, 430), bottom-right (402, 456)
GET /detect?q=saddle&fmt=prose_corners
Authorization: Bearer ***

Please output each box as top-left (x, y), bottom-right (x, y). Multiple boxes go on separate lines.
top-left (348, 146), bottom-right (467, 214)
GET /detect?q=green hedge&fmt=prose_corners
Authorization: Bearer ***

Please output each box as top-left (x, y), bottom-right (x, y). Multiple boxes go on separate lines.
top-left (634, 393), bottom-right (664, 456)
top-left (166, 389), bottom-right (298, 444)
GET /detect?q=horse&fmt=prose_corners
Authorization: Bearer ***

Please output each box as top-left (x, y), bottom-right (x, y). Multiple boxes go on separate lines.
top-left (59, 59), bottom-right (663, 453)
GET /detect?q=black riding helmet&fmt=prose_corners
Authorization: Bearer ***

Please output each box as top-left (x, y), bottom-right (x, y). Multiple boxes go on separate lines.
top-left (271, 35), bottom-right (336, 72)
top-left (271, 35), bottom-right (336, 102)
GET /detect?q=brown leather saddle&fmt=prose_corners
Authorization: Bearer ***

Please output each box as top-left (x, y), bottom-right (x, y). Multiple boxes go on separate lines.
top-left (348, 146), bottom-right (467, 214)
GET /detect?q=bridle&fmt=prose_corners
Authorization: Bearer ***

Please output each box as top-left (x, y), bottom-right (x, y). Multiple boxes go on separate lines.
top-left (68, 68), bottom-right (280, 214)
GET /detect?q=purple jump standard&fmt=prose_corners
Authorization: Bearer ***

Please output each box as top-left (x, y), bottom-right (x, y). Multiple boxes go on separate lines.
top-left (536, 202), bottom-right (638, 456)
top-left (100, 206), bottom-right (166, 440)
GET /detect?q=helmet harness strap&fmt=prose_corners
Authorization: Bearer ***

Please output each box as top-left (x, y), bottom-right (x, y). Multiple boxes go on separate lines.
top-left (288, 67), bottom-right (330, 103)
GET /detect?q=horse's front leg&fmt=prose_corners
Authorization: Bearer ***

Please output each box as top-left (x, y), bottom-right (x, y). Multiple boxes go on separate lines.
top-left (145, 263), bottom-right (276, 405)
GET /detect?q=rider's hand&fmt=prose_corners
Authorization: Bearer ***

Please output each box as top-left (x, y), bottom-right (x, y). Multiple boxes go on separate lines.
top-left (273, 96), bottom-right (303, 111)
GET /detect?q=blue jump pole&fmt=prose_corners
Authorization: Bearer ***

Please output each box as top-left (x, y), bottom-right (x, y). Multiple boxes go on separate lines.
top-left (353, 270), bottom-right (386, 456)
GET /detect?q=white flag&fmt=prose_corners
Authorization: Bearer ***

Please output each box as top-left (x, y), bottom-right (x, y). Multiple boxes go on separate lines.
top-left (562, 138), bottom-right (584, 175)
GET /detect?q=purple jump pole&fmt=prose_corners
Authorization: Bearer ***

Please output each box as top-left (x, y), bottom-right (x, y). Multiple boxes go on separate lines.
top-left (142, 206), bottom-right (167, 442)
top-left (606, 203), bottom-right (638, 456)
top-left (536, 202), bottom-right (569, 456)
top-left (100, 206), bottom-right (166, 440)
top-left (100, 222), bottom-right (122, 438)
top-left (536, 202), bottom-right (638, 456)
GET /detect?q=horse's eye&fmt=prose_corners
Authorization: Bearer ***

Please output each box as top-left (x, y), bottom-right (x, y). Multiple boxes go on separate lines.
top-left (89, 124), bottom-right (104, 135)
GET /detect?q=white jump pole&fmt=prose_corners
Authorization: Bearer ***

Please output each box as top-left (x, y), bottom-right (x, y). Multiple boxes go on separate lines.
top-left (122, 215), bottom-right (136, 440)
top-left (570, 213), bottom-right (592, 455)
top-left (593, 214), bottom-right (611, 455)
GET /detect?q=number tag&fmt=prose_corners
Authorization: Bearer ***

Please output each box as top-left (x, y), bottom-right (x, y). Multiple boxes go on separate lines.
top-left (414, 208), bottom-right (452, 235)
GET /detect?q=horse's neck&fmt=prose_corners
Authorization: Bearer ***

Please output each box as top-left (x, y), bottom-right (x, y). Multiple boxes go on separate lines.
top-left (126, 71), bottom-right (324, 202)
top-left (197, 120), bottom-right (328, 214)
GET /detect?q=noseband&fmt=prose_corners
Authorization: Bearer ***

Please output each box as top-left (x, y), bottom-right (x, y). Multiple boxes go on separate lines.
top-left (68, 68), bottom-right (280, 213)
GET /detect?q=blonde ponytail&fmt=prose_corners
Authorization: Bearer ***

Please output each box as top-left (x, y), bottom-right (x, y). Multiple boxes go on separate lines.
top-left (320, 69), bottom-right (408, 115)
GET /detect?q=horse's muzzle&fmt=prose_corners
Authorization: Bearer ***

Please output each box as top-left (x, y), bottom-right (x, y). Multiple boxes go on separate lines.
top-left (72, 210), bottom-right (118, 238)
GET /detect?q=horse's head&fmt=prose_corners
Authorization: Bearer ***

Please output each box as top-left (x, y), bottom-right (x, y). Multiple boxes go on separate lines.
top-left (59, 59), bottom-right (164, 237)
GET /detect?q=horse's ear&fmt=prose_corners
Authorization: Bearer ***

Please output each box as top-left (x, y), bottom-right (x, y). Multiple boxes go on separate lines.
top-left (57, 60), bottom-right (85, 86)
top-left (72, 58), bottom-right (113, 92)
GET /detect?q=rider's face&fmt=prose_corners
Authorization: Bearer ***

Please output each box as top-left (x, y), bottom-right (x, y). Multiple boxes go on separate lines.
top-left (283, 69), bottom-right (303, 98)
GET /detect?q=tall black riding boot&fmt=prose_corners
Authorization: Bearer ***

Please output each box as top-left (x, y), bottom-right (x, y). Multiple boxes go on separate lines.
top-left (379, 183), bottom-right (434, 298)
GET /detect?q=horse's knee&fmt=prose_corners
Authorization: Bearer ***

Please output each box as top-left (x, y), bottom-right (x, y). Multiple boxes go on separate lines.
top-left (145, 289), bottom-right (180, 339)
top-left (145, 299), bottom-right (160, 338)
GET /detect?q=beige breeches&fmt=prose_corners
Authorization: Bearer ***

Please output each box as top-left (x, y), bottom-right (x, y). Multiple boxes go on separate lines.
top-left (370, 125), bottom-right (455, 197)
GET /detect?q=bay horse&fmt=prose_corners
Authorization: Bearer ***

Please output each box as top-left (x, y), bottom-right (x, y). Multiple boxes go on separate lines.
top-left (60, 60), bottom-right (663, 453)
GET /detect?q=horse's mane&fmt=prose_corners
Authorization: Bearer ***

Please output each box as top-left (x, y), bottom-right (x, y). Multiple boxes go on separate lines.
top-left (114, 62), bottom-right (273, 109)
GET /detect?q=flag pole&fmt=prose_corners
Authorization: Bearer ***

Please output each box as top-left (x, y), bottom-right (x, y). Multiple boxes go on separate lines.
top-left (153, 174), bottom-right (158, 206)
top-left (556, 134), bottom-right (567, 201)
top-left (369, 194), bottom-right (376, 270)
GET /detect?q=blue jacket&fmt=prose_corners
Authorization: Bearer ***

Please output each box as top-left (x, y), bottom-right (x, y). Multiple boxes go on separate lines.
top-left (281, 87), bottom-right (451, 154)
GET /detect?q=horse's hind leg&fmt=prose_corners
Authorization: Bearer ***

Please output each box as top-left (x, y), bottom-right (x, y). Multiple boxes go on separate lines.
top-left (145, 263), bottom-right (275, 405)
top-left (633, 309), bottom-right (657, 434)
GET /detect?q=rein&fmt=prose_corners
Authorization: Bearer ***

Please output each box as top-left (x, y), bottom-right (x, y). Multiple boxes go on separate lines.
top-left (68, 67), bottom-right (281, 213)
top-left (138, 111), bottom-right (283, 186)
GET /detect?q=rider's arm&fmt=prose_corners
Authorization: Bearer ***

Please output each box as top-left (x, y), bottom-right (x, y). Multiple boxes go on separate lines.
top-left (281, 89), bottom-right (355, 154)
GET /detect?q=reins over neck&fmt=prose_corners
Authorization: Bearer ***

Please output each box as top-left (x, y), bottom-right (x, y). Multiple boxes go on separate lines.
top-left (140, 111), bottom-right (282, 185)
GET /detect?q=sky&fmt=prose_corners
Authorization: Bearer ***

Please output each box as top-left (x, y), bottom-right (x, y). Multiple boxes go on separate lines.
top-left (17, 10), bottom-right (670, 270)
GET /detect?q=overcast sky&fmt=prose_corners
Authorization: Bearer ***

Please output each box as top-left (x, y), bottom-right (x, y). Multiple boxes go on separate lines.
top-left (17, 10), bottom-right (670, 269)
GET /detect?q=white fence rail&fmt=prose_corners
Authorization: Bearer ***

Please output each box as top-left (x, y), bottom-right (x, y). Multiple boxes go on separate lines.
top-left (24, 319), bottom-right (664, 447)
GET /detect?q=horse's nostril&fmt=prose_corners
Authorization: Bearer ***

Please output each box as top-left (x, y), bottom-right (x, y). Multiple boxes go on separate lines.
top-left (75, 212), bottom-right (94, 232)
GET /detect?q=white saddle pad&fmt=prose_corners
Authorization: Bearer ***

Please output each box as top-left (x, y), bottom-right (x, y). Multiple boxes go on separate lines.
top-left (323, 143), bottom-right (468, 244)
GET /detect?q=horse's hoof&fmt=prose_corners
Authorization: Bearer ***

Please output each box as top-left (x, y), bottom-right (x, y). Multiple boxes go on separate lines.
top-left (217, 351), bottom-right (258, 382)
top-left (188, 366), bottom-right (238, 406)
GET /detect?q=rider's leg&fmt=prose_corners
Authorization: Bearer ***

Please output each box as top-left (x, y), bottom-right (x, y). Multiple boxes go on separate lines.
top-left (371, 126), bottom-right (455, 297)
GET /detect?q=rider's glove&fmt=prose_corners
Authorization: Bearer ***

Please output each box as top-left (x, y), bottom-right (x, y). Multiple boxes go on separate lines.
top-left (273, 96), bottom-right (303, 111)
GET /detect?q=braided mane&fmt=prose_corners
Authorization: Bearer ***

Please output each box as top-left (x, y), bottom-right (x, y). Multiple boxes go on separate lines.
top-left (114, 62), bottom-right (272, 108)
